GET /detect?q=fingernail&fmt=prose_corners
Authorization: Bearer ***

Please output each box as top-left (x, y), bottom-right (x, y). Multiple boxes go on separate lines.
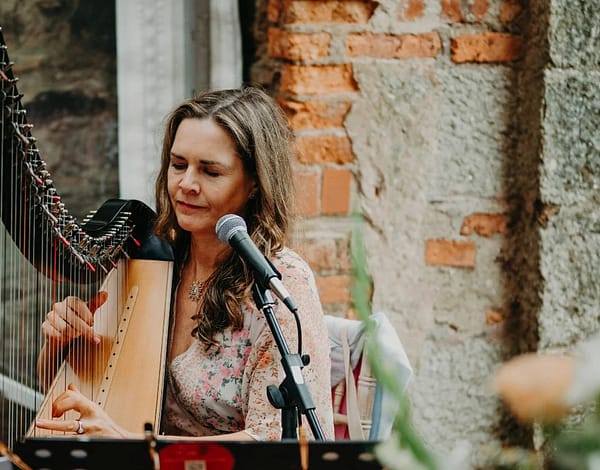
top-left (94, 335), bottom-right (101, 344)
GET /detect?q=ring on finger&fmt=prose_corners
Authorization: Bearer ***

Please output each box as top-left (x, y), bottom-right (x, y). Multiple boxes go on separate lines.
top-left (76, 419), bottom-right (84, 435)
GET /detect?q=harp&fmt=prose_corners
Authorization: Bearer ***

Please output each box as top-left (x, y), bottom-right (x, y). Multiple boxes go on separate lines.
top-left (0, 28), bottom-right (174, 448)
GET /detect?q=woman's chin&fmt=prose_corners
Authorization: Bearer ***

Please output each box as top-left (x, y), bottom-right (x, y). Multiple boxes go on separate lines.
top-left (176, 218), bottom-right (214, 236)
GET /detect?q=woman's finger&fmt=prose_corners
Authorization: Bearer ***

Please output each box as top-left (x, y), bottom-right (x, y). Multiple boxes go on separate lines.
top-left (52, 298), bottom-right (99, 342)
top-left (41, 321), bottom-right (68, 344)
top-left (63, 307), bottom-right (98, 342)
top-left (88, 291), bottom-right (108, 313)
top-left (64, 296), bottom-right (95, 325)
top-left (50, 385), bottom-right (88, 418)
top-left (35, 418), bottom-right (82, 434)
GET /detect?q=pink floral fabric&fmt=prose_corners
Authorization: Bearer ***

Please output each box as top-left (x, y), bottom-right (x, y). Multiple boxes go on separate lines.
top-left (162, 248), bottom-right (334, 440)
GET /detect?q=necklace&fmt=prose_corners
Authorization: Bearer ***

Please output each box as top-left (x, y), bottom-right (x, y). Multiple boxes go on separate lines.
top-left (188, 279), bottom-right (204, 302)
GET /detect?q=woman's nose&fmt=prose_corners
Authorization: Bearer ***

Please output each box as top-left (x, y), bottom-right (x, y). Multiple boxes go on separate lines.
top-left (179, 169), bottom-right (199, 193)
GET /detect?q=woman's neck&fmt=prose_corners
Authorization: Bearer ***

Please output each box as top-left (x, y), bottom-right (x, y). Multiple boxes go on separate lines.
top-left (187, 233), bottom-right (228, 277)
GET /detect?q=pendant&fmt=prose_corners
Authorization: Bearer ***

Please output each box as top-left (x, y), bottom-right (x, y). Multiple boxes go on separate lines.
top-left (188, 280), bottom-right (203, 302)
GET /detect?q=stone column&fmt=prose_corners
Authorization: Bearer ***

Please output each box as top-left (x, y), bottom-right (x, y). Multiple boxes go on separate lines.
top-left (209, 0), bottom-right (243, 89)
top-left (536, 1), bottom-right (600, 350)
top-left (116, 0), bottom-right (195, 207)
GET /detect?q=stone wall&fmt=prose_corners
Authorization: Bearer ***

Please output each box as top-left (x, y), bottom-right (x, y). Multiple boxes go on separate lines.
top-left (0, 0), bottom-right (118, 218)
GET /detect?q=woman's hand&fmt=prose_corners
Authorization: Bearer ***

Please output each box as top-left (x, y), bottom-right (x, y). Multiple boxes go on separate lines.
top-left (35, 383), bottom-right (133, 438)
top-left (41, 291), bottom-right (108, 346)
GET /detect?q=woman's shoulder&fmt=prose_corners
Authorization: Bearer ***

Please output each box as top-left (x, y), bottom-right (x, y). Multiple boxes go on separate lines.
top-left (271, 247), bottom-right (315, 280)
top-left (272, 246), bottom-right (309, 268)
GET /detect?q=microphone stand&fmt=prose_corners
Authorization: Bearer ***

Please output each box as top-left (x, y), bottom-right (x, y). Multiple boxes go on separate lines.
top-left (251, 283), bottom-right (326, 441)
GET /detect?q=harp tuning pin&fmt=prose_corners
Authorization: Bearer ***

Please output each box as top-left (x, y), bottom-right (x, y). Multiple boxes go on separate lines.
top-left (85, 260), bottom-right (96, 273)
top-left (71, 249), bottom-right (86, 265)
top-left (63, 223), bottom-right (75, 236)
top-left (53, 227), bottom-right (71, 248)
top-left (78, 237), bottom-right (90, 250)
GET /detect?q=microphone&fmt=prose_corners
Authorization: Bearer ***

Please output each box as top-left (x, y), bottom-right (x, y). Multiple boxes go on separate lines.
top-left (216, 214), bottom-right (298, 313)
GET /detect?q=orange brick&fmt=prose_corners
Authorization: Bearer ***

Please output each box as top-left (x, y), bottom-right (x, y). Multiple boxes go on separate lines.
top-left (499, 0), bottom-right (523, 23)
top-left (441, 0), bottom-right (463, 22)
top-left (347, 32), bottom-right (441, 59)
top-left (297, 239), bottom-right (339, 271)
top-left (285, 1), bottom-right (377, 24)
top-left (399, 0), bottom-right (425, 20)
top-left (336, 239), bottom-right (353, 271)
top-left (451, 32), bottom-right (524, 63)
top-left (267, 0), bottom-right (282, 22)
top-left (268, 28), bottom-right (331, 61)
top-left (278, 99), bottom-right (352, 130)
top-left (316, 275), bottom-right (352, 303)
top-left (293, 165), bottom-right (320, 216)
top-left (460, 213), bottom-right (508, 237)
top-left (295, 135), bottom-right (354, 164)
top-left (322, 167), bottom-right (352, 215)
top-left (425, 239), bottom-right (476, 268)
top-left (486, 309), bottom-right (505, 325)
top-left (471, 0), bottom-right (489, 20)
top-left (280, 64), bottom-right (358, 95)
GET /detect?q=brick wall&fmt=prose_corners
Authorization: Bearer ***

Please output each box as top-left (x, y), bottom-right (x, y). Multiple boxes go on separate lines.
top-left (262, 0), bottom-right (523, 322)
top-left (256, 0), bottom-right (537, 463)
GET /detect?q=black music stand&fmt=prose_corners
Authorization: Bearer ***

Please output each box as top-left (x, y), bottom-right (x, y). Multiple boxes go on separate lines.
top-left (15, 438), bottom-right (385, 470)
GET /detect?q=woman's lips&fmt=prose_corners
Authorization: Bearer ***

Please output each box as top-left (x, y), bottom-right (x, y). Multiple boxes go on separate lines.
top-left (177, 200), bottom-right (203, 212)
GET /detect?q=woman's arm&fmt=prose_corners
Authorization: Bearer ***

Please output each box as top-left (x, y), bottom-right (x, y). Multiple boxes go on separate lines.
top-left (35, 383), bottom-right (257, 440)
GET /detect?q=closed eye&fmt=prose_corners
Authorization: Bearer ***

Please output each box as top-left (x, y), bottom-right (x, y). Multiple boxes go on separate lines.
top-left (204, 169), bottom-right (220, 177)
top-left (171, 162), bottom-right (187, 170)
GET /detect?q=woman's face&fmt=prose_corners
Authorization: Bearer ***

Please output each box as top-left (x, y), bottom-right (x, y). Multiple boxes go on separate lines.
top-left (167, 117), bottom-right (256, 238)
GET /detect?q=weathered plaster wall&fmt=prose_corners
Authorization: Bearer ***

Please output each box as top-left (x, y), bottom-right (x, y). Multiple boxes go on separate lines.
top-left (0, 0), bottom-right (118, 218)
top-left (537, 0), bottom-right (600, 350)
top-left (257, 0), bottom-right (525, 464)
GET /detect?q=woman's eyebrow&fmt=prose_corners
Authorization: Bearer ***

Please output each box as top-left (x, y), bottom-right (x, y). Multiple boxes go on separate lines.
top-left (170, 152), bottom-right (232, 169)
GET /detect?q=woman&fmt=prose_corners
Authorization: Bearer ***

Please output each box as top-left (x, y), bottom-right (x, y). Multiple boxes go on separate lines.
top-left (35, 86), bottom-right (334, 441)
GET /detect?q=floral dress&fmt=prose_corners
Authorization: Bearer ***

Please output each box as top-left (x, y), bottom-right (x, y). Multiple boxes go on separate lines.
top-left (161, 248), bottom-right (334, 440)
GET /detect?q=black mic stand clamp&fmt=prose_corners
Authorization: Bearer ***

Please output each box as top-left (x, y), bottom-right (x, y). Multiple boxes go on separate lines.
top-left (251, 284), bottom-right (326, 441)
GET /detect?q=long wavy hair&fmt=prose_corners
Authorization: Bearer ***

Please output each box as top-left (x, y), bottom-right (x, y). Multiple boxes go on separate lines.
top-left (154, 86), bottom-right (296, 347)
